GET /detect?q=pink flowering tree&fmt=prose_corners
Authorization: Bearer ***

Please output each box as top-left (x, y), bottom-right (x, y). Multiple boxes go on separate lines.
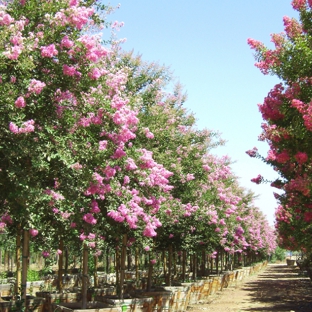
top-left (0, 0), bottom-right (176, 302)
top-left (117, 53), bottom-right (275, 282)
top-left (247, 0), bottom-right (312, 256)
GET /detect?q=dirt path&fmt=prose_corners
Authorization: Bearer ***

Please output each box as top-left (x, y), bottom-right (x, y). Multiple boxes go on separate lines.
top-left (187, 263), bottom-right (312, 312)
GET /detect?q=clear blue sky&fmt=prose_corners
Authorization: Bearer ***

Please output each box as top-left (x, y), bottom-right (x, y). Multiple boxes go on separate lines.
top-left (106, 1), bottom-right (299, 225)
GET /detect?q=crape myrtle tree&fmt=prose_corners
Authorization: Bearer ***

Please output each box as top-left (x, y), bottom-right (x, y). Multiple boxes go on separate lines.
top-left (0, 0), bottom-right (175, 304)
top-left (247, 0), bottom-right (312, 255)
top-left (116, 53), bottom-right (276, 281)
top-left (117, 53), bottom-right (228, 282)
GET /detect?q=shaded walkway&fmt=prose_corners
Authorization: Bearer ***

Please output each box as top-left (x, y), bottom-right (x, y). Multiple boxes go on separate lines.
top-left (188, 263), bottom-right (312, 312)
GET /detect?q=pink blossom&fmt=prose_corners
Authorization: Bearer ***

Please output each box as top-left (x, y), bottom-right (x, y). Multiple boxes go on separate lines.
top-left (247, 38), bottom-right (265, 51)
top-left (0, 13), bottom-right (14, 26)
top-left (9, 122), bottom-right (19, 134)
top-left (44, 189), bottom-right (64, 200)
top-left (169, 234), bottom-right (174, 238)
top-left (88, 233), bottom-right (96, 240)
top-left (83, 213), bottom-right (97, 224)
top-left (1, 214), bottom-right (12, 224)
top-left (56, 249), bottom-right (62, 255)
top-left (19, 120), bottom-right (35, 133)
top-left (89, 67), bottom-right (101, 80)
top-left (251, 174), bottom-right (262, 184)
top-left (0, 222), bottom-right (6, 232)
top-left (291, 0), bottom-right (306, 10)
top-left (40, 44), bottom-right (58, 58)
top-left (295, 152), bottom-right (308, 164)
top-left (245, 147), bottom-right (258, 157)
top-left (61, 36), bottom-right (74, 48)
top-left (15, 96), bottom-right (26, 108)
top-left (88, 242), bottom-right (96, 248)
top-left (112, 147), bottom-right (126, 159)
top-left (69, 0), bottom-right (79, 6)
top-left (63, 65), bottom-right (76, 76)
top-left (28, 79), bottom-right (46, 94)
top-left (202, 164), bottom-right (211, 171)
top-left (143, 128), bottom-right (154, 139)
top-left (186, 173), bottom-right (195, 181)
top-left (99, 140), bottom-right (107, 150)
top-left (79, 233), bottom-right (87, 240)
top-left (143, 223), bottom-right (157, 237)
top-left (144, 246), bottom-right (150, 251)
top-left (60, 211), bottom-right (71, 219)
top-left (276, 150), bottom-right (290, 163)
top-left (71, 162), bottom-right (83, 170)
top-left (94, 250), bottom-right (102, 257)
top-left (150, 259), bottom-right (156, 265)
top-left (3, 46), bottom-right (23, 60)
top-left (283, 16), bottom-right (302, 39)
top-left (91, 200), bottom-right (100, 213)
top-left (29, 229), bottom-right (38, 237)
top-left (70, 222), bottom-right (76, 228)
top-left (42, 251), bottom-right (50, 258)
top-left (67, 6), bottom-right (95, 30)
top-left (123, 176), bottom-right (130, 185)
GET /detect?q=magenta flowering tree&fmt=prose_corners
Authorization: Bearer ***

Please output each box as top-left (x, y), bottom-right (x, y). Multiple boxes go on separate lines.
top-left (115, 53), bottom-right (276, 282)
top-left (0, 0), bottom-right (178, 302)
top-left (247, 0), bottom-right (312, 253)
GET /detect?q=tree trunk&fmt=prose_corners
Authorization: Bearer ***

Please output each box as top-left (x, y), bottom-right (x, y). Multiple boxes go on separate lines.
top-left (182, 250), bottom-right (186, 282)
top-left (135, 248), bottom-right (139, 287)
top-left (116, 247), bottom-right (120, 296)
top-left (64, 247), bottom-right (69, 276)
top-left (57, 240), bottom-right (64, 292)
top-left (81, 243), bottom-right (88, 309)
top-left (192, 254), bottom-right (197, 281)
top-left (162, 250), bottom-right (167, 282)
top-left (22, 229), bottom-right (29, 312)
top-left (168, 245), bottom-right (173, 286)
top-left (94, 255), bottom-right (98, 288)
top-left (15, 228), bottom-right (21, 295)
top-left (119, 234), bottom-right (127, 299)
top-left (146, 257), bottom-right (153, 291)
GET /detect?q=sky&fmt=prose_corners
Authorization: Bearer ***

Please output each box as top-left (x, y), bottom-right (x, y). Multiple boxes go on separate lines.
top-left (106, 1), bottom-right (299, 225)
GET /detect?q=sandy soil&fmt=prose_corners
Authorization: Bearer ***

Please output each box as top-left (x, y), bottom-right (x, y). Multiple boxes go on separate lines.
top-left (187, 263), bottom-right (312, 312)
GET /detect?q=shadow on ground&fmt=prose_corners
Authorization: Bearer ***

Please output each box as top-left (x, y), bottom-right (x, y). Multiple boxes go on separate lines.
top-left (241, 264), bottom-right (312, 312)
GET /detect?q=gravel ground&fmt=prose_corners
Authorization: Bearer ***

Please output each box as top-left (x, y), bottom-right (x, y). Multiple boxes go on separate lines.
top-left (187, 263), bottom-right (312, 312)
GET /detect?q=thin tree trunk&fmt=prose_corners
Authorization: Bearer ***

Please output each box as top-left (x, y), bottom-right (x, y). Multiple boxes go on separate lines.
top-left (127, 249), bottom-right (132, 271)
top-left (173, 248), bottom-right (176, 277)
top-left (94, 255), bottom-right (98, 288)
top-left (106, 247), bottom-right (109, 274)
top-left (146, 256), bottom-right (153, 291)
top-left (201, 250), bottom-right (205, 276)
top-left (168, 245), bottom-right (172, 286)
top-left (14, 224), bottom-right (22, 294)
top-left (135, 248), bottom-right (139, 286)
top-left (21, 229), bottom-right (29, 310)
top-left (116, 247), bottom-right (120, 296)
top-left (81, 243), bottom-right (88, 309)
top-left (57, 240), bottom-right (64, 292)
top-left (64, 247), bottom-right (68, 276)
top-left (162, 250), bottom-right (167, 281)
top-left (182, 250), bottom-right (186, 282)
top-left (119, 234), bottom-right (127, 299)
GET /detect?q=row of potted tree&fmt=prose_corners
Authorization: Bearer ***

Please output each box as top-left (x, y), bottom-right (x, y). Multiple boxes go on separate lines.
top-left (0, 0), bottom-right (276, 310)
